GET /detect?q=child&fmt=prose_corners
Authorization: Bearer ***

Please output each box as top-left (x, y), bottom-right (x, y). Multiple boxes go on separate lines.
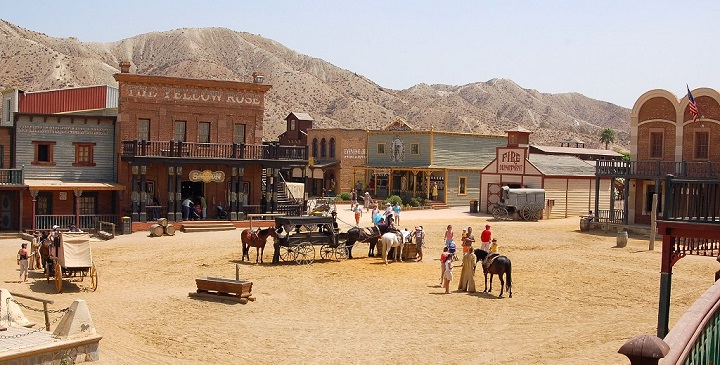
top-left (490, 238), bottom-right (499, 254)
top-left (353, 204), bottom-right (363, 226)
top-left (443, 253), bottom-right (454, 294)
top-left (440, 247), bottom-right (450, 285)
top-left (444, 225), bottom-right (454, 249)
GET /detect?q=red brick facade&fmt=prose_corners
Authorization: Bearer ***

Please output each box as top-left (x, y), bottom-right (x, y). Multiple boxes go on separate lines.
top-left (306, 128), bottom-right (367, 196)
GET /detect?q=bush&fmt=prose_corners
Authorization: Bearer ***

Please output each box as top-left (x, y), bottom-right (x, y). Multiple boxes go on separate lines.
top-left (385, 195), bottom-right (403, 206)
top-left (408, 197), bottom-right (421, 207)
top-left (337, 192), bottom-right (351, 201)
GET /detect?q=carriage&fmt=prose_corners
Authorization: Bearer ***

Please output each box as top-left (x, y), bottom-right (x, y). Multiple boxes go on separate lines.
top-left (47, 232), bottom-right (98, 293)
top-left (306, 197), bottom-right (337, 217)
top-left (274, 216), bottom-right (348, 265)
top-left (490, 187), bottom-right (545, 221)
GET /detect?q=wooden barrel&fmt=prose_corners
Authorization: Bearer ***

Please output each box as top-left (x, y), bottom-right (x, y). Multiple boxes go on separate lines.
top-left (157, 218), bottom-right (168, 227)
top-left (617, 230), bottom-right (628, 248)
top-left (149, 224), bottom-right (164, 237)
top-left (579, 218), bottom-right (590, 231)
top-left (164, 224), bottom-right (176, 236)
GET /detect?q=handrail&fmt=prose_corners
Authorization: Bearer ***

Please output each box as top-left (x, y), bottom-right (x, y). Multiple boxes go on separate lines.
top-left (276, 173), bottom-right (296, 202)
top-left (8, 291), bottom-right (54, 330)
top-left (596, 160), bottom-right (720, 179)
top-left (122, 140), bottom-right (307, 161)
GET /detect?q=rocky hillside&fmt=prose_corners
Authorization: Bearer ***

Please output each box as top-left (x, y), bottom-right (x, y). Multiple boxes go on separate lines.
top-left (0, 20), bottom-right (630, 149)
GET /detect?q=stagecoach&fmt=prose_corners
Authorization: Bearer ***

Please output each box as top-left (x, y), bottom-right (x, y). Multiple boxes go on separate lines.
top-left (47, 232), bottom-right (98, 293)
top-left (273, 216), bottom-right (348, 265)
top-left (490, 187), bottom-right (545, 221)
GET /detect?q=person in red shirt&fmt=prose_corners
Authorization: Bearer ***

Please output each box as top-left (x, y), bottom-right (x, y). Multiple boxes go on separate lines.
top-left (480, 224), bottom-right (492, 253)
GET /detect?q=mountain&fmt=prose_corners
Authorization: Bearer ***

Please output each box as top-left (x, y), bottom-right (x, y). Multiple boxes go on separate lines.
top-left (0, 20), bottom-right (630, 149)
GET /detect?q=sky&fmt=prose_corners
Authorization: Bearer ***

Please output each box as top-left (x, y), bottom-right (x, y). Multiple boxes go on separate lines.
top-left (3, 0), bottom-right (720, 108)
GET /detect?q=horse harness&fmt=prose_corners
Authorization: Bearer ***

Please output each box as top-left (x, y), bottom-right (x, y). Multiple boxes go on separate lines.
top-left (483, 253), bottom-right (500, 271)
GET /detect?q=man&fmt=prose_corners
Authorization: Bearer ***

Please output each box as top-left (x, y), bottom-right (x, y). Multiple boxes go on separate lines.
top-left (355, 180), bottom-right (362, 192)
top-left (462, 226), bottom-right (475, 254)
top-left (414, 226), bottom-right (425, 262)
top-left (350, 189), bottom-right (357, 209)
top-left (480, 224), bottom-right (492, 253)
top-left (200, 196), bottom-right (207, 220)
top-left (182, 197), bottom-right (193, 221)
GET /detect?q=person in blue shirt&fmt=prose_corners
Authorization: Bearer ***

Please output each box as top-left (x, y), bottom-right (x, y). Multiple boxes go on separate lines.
top-left (392, 202), bottom-right (401, 225)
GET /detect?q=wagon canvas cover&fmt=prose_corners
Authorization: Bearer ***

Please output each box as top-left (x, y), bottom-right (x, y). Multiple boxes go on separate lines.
top-left (58, 233), bottom-right (92, 268)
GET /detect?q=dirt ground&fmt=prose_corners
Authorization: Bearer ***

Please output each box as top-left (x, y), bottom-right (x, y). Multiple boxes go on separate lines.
top-left (2, 206), bottom-right (717, 365)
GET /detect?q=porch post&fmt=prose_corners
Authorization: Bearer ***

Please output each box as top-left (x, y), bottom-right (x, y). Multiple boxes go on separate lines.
top-left (230, 167), bottom-right (237, 221)
top-left (237, 167), bottom-right (245, 218)
top-left (175, 167), bottom-right (183, 221)
top-left (167, 166), bottom-right (176, 221)
top-left (139, 165), bottom-right (147, 222)
top-left (594, 175), bottom-right (600, 221)
top-left (74, 190), bottom-right (82, 229)
top-left (131, 165), bottom-right (139, 222)
top-left (30, 190), bottom-right (38, 231)
top-left (272, 168), bottom-right (279, 213)
top-left (623, 178), bottom-right (630, 224)
top-left (264, 168), bottom-right (273, 213)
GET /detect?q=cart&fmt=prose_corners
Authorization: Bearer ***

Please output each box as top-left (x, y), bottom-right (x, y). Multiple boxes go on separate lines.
top-left (490, 187), bottom-right (545, 221)
top-left (274, 216), bottom-right (348, 265)
top-left (47, 232), bottom-right (98, 293)
top-left (306, 197), bottom-right (337, 217)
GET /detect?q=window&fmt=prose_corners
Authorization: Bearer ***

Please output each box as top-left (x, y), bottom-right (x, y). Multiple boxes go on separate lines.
top-left (174, 121), bottom-right (186, 142)
top-left (650, 132), bottom-right (663, 159)
top-left (79, 194), bottom-right (97, 214)
top-left (290, 120), bottom-right (296, 131)
top-left (312, 138), bottom-right (318, 158)
top-left (320, 138), bottom-right (327, 158)
top-left (377, 143), bottom-right (386, 155)
top-left (198, 122), bottom-right (210, 143)
top-left (233, 124), bottom-right (246, 144)
top-left (645, 184), bottom-right (663, 214)
top-left (410, 143), bottom-right (420, 155)
top-left (695, 131), bottom-right (709, 160)
top-left (73, 142), bottom-right (96, 166)
top-left (458, 177), bottom-right (467, 195)
top-left (329, 138), bottom-right (336, 158)
top-left (36, 192), bottom-right (52, 215)
top-left (4, 99), bottom-right (10, 125)
top-left (32, 141), bottom-right (56, 165)
top-left (138, 119), bottom-right (150, 141)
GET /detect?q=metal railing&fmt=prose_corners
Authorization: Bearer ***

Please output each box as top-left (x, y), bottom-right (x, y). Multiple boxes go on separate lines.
top-left (0, 168), bottom-right (24, 185)
top-left (35, 214), bottom-right (120, 231)
top-left (122, 140), bottom-right (307, 161)
top-left (596, 160), bottom-right (720, 179)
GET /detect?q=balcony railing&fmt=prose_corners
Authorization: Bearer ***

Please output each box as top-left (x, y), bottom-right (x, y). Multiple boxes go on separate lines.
top-left (0, 168), bottom-right (24, 185)
top-left (662, 175), bottom-right (720, 224)
top-left (596, 160), bottom-right (720, 179)
top-left (35, 214), bottom-right (120, 232)
top-left (122, 140), bottom-right (307, 161)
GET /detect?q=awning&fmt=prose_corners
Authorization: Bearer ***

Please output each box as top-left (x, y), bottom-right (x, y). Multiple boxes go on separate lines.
top-left (310, 160), bottom-right (339, 169)
top-left (25, 179), bottom-right (126, 191)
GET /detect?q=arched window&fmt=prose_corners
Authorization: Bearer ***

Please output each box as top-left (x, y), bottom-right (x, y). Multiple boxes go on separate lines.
top-left (329, 137), bottom-right (336, 158)
top-left (312, 138), bottom-right (318, 158)
top-left (321, 138), bottom-right (327, 158)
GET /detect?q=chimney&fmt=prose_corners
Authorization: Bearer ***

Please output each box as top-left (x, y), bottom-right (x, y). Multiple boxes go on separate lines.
top-left (252, 72), bottom-right (264, 84)
top-left (119, 61), bottom-right (132, 73)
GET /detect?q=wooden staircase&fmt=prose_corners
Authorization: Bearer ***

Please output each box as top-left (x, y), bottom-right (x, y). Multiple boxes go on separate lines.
top-left (182, 221), bottom-right (236, 233)
top-left (427, 201), bottom-right (450, 210)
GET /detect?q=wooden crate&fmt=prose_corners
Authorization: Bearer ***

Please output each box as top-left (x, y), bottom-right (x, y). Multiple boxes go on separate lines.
top-left (402, 244), bottom-right (417, 260)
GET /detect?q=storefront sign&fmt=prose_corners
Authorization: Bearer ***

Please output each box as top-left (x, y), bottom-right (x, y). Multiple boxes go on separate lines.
top-left (374, 168), bottom-right (391, 176)
top-left (343, 148), bottom-right (366, 159)
top-left (17, 125), bottom-right (110, 135)
top-left (124, 85), bottom-right (261, 106)
top-left (497, 148), bottom-right (525, 175)
top-left (189, 170), bottom-right (226, 183)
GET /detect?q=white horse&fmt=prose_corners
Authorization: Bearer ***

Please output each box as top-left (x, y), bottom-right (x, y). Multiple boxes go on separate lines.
top-left (380, 229), bottom-right (412, 265)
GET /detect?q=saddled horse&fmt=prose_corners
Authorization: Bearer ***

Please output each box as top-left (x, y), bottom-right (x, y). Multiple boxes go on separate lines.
top-left (379, 230), bottom-right (412, 265)
top-left (473, 248), bottom-right (512, 298)
top-left (345, 226), bottom-right (381, 258)
top-left (241, 227), bottom-right (278, 264)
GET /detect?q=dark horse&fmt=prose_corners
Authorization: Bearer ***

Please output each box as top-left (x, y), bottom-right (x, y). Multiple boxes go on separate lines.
top-left (345, 226), bottom-right (381, 258)
top-left (474, 249), bottom-right (512, 298)
top-left (241, 227), bottom-right (278, 264)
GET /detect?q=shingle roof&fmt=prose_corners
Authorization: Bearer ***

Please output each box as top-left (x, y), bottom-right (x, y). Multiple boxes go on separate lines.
top-left (287, 112), bottom-right (314, 121)
top-left (531, 144), bottom-right (622, 157)
top-left (528, 154), bottom-right (596, 176)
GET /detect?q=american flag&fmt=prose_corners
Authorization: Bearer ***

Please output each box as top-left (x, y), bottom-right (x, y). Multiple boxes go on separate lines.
top-left (687, 85), bottom-right (699, 122)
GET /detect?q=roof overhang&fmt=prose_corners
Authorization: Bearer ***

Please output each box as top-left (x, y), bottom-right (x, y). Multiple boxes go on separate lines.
top-left (25, 179), bottom-right (125, 191)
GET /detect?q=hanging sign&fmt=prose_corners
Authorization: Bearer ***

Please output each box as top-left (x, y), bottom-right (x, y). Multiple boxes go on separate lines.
top-left (497, 148), bottom-right (526, 175)
top-left (189, 170), bottom-right (226, 183)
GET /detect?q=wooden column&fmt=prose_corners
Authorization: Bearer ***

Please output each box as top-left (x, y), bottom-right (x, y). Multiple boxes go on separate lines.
top-left (74, 190), bottom-right (82, 229)
top-left (131, 165), bottom-right (139, 222)
top-left (167, 166), bottom-right (176, 221)
top-left (230, 167), bottom-right (238, 221)
top-left (30, 190), bottom-right (38, 231)
top-left (139, 165), bottom-right (147, 222)
top-left (175, 167), bottom-right (182, 221)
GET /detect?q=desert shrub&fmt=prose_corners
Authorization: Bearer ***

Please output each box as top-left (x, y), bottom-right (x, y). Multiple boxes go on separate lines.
top-left (385, 195), bottom-right (403, 206)
top-left (336, 192), bottom-right (351, 201)
top-left (408, 197), bottom-right (421, 207)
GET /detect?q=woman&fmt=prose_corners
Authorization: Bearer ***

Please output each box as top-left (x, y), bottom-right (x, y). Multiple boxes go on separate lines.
top-left (17, 242), bottom-right (29, 282)
top-left (443, 253), bottom-right (454, 294)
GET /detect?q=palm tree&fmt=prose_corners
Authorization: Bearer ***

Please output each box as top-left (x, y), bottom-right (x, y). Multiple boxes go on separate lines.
top-left (600, 128), bottom-right (615, 149)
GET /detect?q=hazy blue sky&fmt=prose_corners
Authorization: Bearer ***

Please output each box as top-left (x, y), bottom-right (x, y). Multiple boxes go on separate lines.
top-left (3, 0), bottom-right (719, 108)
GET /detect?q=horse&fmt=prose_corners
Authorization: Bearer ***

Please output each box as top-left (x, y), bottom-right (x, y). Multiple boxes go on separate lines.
top-left (241, 227), bottom-right (278, 264)
top-left (345, 226), bottom-right (381, 258)
top-left (379, 230), bottom-right (411, 265)
top-left (473, 248), bottom-right (512, 298)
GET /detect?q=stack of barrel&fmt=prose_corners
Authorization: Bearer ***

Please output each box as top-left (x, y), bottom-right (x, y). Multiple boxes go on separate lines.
top-left (149, 218), bottom-right (176, 237)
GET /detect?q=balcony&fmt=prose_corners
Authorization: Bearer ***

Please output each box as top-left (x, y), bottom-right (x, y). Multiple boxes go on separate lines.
top-left (121, 140), bottom-right (307, 162)
top-left (596, 160), bottom-right (720, 179)
top-left (0, 168), bottom-right (24, 185)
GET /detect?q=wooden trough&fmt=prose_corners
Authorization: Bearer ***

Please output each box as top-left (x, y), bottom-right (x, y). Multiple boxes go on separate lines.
top-left (189, 277), bottom-right (254, 304)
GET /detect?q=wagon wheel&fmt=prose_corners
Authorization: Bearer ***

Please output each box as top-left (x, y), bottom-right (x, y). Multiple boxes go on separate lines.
top-left (319, 244), bottom-right (334, 260)
top-left (333, 243), bottom-right (349, 261)
top-left (294, 242), bottom-right (315, 265)
top-left (520, 206), bottom-right (533, 221)
top-left (54, 264), bottom-right (63, 293)
top-left (493, 206), bottom-right (509, 220)
top-left (529, 204), bottom-right (543, 221)
top-left (279, 246), bottom-right (294, 262)
top-left (90, 262), bottom-right (98, 291)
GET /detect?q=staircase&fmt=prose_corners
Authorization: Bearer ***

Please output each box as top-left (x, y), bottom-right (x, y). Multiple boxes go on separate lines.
top-left (182, 221), bottom-right (236, 233)
top-left (427, 201), bottom-right (450, 210)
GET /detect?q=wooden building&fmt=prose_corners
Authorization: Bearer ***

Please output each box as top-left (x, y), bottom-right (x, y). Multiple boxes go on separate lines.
top-left (481, 127), bottom-right (612, 218)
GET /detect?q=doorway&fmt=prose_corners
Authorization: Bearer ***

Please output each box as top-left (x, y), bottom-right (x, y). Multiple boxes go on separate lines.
top-left (181, 181), bottom-right (204, 201)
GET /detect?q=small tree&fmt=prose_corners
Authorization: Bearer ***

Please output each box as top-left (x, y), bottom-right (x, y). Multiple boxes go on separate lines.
top-left (600, 128), bottom-right (615, 149)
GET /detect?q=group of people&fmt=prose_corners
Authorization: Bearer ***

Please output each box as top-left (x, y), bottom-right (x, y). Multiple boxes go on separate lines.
top-left (16, 225), bottom-right (63, 282)
top-left (182, 196), bottom-right (207, 221)
top-left (440, 224), bottom-right (498, 294)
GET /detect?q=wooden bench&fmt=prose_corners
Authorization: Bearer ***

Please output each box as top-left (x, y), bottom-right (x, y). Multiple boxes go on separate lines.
top-left (189, 277), bottom-right (254, 304)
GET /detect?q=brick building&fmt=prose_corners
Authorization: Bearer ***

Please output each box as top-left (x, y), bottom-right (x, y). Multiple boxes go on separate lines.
top-left (304, 127), bottom-right (367, 197)
top-left (115, 63), bottom-right (306, 222)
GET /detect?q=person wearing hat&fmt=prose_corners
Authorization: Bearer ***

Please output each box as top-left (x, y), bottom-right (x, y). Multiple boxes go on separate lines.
top-left (480, 224), bottom-right (492, 253)
top-left (414, 226), bottom-right (425, 262)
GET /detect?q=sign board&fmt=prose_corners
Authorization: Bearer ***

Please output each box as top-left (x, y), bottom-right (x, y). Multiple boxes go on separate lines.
top-left (189, 170), bottom-right (226, 183)
top-left (496, 147), bottom-right (526, 175)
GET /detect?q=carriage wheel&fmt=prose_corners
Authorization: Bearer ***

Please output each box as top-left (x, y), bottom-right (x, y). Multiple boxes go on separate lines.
top-left (491, 205), bottom-right (502, 220)
top-left (90, 263), bottom-right (98, 291)
top-left (529, 204), bottom-right (543, 221)
top-left (279, 246), bottom-right (293, 262)
top-left (294, 242), bottom-right (315, 265)
top-left (493, 206), bottom-right (509, 220)
top-left (54, 264), bottom-right (63, 293)
top-left (333, 244), bottom-right (348, 261)
top-left (520, 206), bottom-right (533, 221)
top-left (319, 244), bottom-right (333, 260)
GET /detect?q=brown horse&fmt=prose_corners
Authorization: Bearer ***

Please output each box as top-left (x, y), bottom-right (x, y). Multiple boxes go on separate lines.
top-left (241, 227), bottom-right (278, 264)
top-left (474, 249), bottom-right (512, 298)
top-left (345, 226), bottom-right (381, 258)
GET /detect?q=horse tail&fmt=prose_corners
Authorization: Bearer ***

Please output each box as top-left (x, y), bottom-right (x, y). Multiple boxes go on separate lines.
top-left (505, 260), bottom-right (512, 293)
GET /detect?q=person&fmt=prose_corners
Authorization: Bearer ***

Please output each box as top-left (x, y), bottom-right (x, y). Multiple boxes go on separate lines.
top-left (458, 249), bottom-right (477, 292)
top-left (484, 238), bottom-right (500, 270)
top-left (200, 196), bottom-right (207, 220)
top-left (353, 204), bottom-right (363, 226)
top-left (350, 189), bottom-right (357, 209)
top-left (372, 206), bottom-right (381, 225)
top-left (377, 217), bottom-right (387, 232)
top-left (444, 225), bottom-right (454, 251)
top-left (393, 202), bottom-right (401, 225)
top-left (355, 180), bottom-right (362, 192)
top-left (414, 226), bottom-right (425, 262)
top-left (151, 196), bottom-right (161, 221)
top-left (182, 197), bottom-right (193, 221)
top-left (440, 246), bottom-right (450, 285)
top-left (384, 202), bottom-right (393, 217)
top-left (480, 224), bottom-right (492, 253)
top-left (364, 192), bottom-right (373, 212)
top-left (17, 242), bottom-right (29, 282)
top-left (490, 238), bottom-right (499, 254)
top-left (463, 226), bottom-right (476, 254)
top-left (432, 182), bottom-right (439, 201)
top-left (443, 252), bottom-right (454, 293)
top-left (587, 210), bottom-right (595, 222)
top-left (30, 230), bottom-right (42, 270)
